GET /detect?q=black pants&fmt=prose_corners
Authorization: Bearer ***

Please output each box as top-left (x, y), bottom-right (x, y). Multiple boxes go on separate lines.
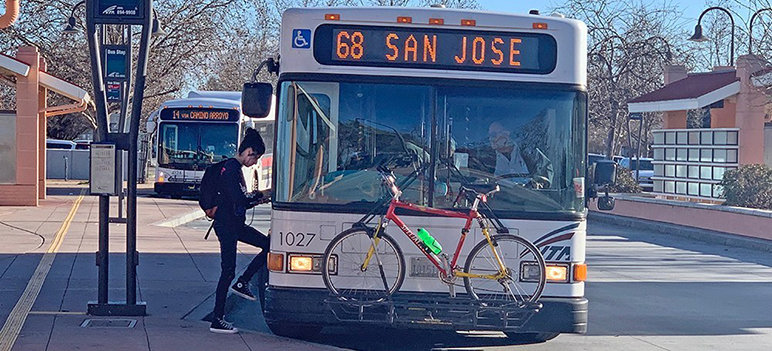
top-left (212, 220), bottom-right (269, 319)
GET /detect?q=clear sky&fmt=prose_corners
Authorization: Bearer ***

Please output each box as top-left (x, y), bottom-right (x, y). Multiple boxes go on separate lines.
top-left (475, 0), bottom-right (711, 23)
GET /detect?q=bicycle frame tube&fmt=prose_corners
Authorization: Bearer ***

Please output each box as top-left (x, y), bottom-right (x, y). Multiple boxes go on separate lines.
top-left (358, 196), bottom-right (508, 282)
top-left (383, 198), bottom-right (478, 276)
top-left (361, 217), bottom-right (383, 271)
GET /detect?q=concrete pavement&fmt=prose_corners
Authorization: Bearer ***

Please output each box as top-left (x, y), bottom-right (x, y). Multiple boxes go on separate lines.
top-left (0, 181), bottom-right (342, 351)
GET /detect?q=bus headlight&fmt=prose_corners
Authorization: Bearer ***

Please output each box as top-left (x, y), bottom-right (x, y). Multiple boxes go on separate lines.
top-left (520, 262), bottom-right (542, 282)
top-left (157, 171), bottom-right (165, 183)
top-left (520, 262), bottom-right (570, 283)
top-left (289, 255), bottom-right (313, 272)
top-left (286, 254), bottom-right (336, 274)
top-left (545, 264), bottom-right (569, 283)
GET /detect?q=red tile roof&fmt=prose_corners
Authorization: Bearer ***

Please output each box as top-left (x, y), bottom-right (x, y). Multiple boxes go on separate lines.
top-left (628, 70), bottom-right (739, 103)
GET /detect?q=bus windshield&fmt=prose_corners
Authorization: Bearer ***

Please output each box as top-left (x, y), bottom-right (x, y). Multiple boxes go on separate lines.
top-left (159, 122), bottom-right (238, 169)
top-left (274, 80), bottom-right (587, 215)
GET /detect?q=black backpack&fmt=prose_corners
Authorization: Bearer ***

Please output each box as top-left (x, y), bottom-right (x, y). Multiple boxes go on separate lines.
top-left (199, 159), bottom-right (228, 219)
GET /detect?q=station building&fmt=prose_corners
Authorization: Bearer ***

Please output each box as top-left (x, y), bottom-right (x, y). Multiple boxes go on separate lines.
top-left (628, 55), bottom-right (772, 202)
top-left (0, 46), bottom-right (92, 205)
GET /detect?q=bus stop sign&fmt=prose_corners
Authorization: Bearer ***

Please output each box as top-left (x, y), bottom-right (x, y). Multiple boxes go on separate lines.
top-left (103, 45), bottom-right (128, 80)
top-left (106, 81), bottom-right (123, 102)
top-left (93, 0), bottom-right (147, 24)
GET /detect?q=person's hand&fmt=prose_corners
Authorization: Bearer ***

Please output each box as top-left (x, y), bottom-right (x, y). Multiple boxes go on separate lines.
top-left (260, 188), bottom-right (273, 201)
top-left (527, 175), bottom-right (550, 189)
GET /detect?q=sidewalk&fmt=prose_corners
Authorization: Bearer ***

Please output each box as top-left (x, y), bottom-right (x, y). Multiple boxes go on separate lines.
top-left (0, 181), bottom-right (342, 351)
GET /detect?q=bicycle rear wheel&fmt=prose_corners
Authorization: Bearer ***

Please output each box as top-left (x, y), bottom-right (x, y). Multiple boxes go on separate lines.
top-left (463, 234), bottom-right (546, 304)
top-left (322, 227), bottom-right (405, 302)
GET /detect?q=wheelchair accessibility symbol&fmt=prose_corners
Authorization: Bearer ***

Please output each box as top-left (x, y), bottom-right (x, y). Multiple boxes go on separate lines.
top-left (292, 29), bottom-right (311, 49)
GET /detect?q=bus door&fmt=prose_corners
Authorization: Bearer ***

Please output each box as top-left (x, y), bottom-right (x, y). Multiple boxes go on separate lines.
top-left (280, 82), bottom-right (339, 202)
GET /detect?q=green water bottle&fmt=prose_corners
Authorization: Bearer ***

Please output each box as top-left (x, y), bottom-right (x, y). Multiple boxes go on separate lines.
top-left (417, 228), bottom-right (443, 255)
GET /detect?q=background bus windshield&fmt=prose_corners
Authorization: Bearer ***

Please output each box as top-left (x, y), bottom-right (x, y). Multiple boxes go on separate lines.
top-left (159, 122), bottom-right (238, 169)
top-left (274, 80), bottom-right (586, 215)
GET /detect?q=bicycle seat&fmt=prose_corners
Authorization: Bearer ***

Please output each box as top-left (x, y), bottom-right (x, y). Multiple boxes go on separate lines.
top-left (461, 184), bottom-right (500, 196)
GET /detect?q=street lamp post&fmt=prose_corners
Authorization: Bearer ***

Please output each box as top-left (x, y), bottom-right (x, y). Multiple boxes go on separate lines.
top-left (688, 6), bottom-right (736, 66)
top-left (62, 1), bottom-right (85, 33)
top-left (590, 52), bottom-right (620, 160)
top-left (629, 112), bottom-right (644, 184)
top-left (749, 8), bottom-right (772, 55)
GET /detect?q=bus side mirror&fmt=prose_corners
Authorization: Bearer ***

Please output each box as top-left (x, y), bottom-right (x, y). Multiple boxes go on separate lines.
top-left (242, 82), bottom-right (272, 118)
top-left (593, 160), bottom-right (616, 185)
top-left (592, 160), bottom-right (616, 211)
top-left (597, 196), bottom-right (615, 211)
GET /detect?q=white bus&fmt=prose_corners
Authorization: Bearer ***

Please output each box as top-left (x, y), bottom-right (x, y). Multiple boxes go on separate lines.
top-left (147, 91), bottom-right (274, 197)
top-left (249, 6), bottom-right (594, 342)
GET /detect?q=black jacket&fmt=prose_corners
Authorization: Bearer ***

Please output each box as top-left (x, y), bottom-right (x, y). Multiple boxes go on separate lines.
top-left (214, 158), bottom-right (263, 224)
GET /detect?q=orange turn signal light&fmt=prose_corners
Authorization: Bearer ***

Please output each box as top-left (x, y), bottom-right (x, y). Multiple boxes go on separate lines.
top-left (429, 18), bottom-right (444, 25)
top-left (533, 22), bottom-right (548, 29)
top-left (268, 252), bottom-right (284, 272)
top-left (573, 263), bottom-right (587, 282)
top-left (325, 14), bottom-right (340, 21)
top-left (397, 16), bottom-right (412, 23)
top-left (461, 19), bottom-right (476, 26)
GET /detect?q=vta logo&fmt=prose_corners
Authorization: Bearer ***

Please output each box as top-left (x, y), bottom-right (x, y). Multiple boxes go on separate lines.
top-left (102, 5), bottom-right (117, 15)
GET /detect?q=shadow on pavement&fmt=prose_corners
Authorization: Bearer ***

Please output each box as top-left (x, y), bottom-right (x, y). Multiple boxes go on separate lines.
top-left (306, 326), bottom-right (527, 351)
top-left (45, 184), bottom-right (158, 198)
top-left (588, 221), bottom-right (772, 268)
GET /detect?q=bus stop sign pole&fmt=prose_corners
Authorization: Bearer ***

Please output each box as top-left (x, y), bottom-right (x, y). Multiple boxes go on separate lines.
top-left (86, 0), bottom-right (151, 316)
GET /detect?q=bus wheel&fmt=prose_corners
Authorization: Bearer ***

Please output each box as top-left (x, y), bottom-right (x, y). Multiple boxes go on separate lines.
top-left (504, 332), bottom-right (559, 343)
top-left (267, 322), bottom-right (322, 339)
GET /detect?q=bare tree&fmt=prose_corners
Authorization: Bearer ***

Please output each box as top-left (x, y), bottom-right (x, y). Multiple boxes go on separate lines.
top-left (556, 0), bottom-right (698, 158)
top-left (1, 0), bottom-right (266, 138)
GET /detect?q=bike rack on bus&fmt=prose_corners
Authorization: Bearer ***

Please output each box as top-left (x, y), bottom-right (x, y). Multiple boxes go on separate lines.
top-left (325, 294), bottom-right (541, 331)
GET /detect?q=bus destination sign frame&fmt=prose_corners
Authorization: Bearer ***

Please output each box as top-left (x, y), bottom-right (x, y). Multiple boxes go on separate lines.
top-left (313, 24), bottom-right (557, 74)
top-left (159, 108), bottom-right (240, 122)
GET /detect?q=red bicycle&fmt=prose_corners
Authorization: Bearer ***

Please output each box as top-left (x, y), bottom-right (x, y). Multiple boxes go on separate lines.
top-left (321, 165), bottom-right (546, 305)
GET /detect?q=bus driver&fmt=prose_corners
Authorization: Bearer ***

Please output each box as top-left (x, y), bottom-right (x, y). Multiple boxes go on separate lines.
top-left (487, 121), bottom-right (553, 188)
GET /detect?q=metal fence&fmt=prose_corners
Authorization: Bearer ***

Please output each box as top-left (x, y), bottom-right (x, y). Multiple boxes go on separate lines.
top-left (46, 135), bottom-right (152, 182)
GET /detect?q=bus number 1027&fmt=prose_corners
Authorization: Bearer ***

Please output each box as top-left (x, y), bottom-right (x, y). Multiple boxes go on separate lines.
top-left (279, 231), bottom-right (317, 247)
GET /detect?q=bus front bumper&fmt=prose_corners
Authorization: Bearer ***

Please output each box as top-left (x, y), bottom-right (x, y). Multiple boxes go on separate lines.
top-left (263, 287), bottom-right (587, 333)
top-left (154, 182), bottom-right (200, 196)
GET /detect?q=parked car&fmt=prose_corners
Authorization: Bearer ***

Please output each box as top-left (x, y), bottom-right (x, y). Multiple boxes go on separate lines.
top-left (619, 157), bottom-right (654, 191)
top-left (588, 153), bottom-right (607, 166)
top-left (46, 139), bottom-right (76, 150)
top-left (74, 140), bottom-right (92, 150)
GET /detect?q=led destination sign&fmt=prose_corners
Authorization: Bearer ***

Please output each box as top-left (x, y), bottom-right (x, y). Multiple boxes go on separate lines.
top-left (159, 108), bottom-right (240, 122)
top-left (313, 25), bottom-right (557, 74)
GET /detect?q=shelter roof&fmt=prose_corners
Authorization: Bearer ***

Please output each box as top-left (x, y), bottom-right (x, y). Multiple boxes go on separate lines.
top-left (628, 70), bottom-right (740, 113)
top-left (0, 52), bottom-right (91, 105)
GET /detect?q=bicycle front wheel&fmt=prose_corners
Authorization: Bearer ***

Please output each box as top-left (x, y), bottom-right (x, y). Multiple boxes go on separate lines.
top-left (464, 234), bottom-right (546, 303)
top-left (322, 228), bottom-right (405, 302)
